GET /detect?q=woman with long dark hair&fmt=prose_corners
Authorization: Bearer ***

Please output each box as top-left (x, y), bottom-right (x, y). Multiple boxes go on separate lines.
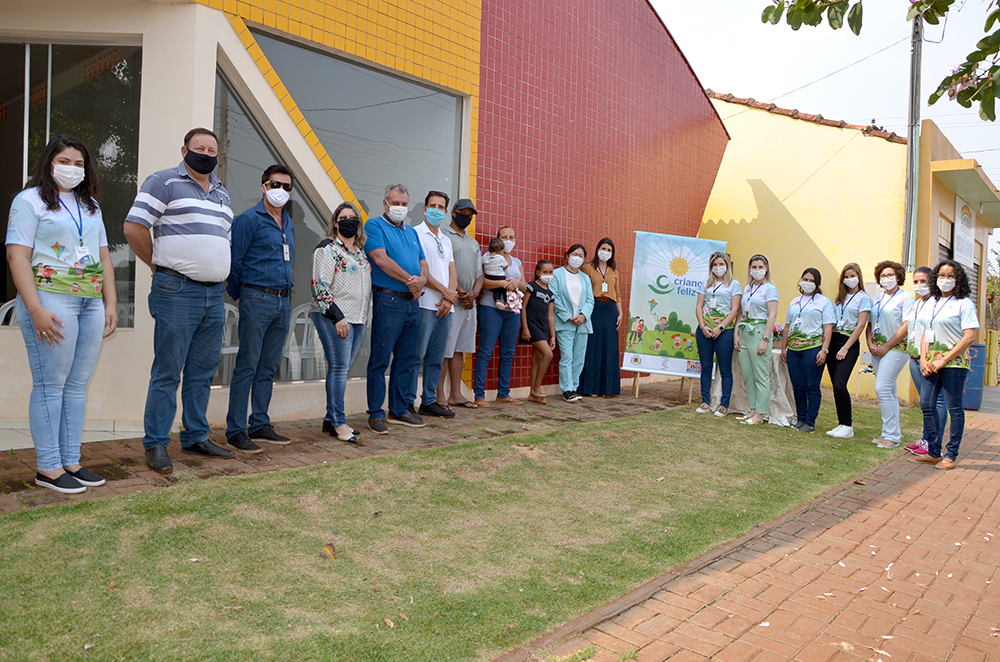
top-left (912, 260), bottom-right (978, 470)
top-left (902, 266), bottom-right (947, 456)
top-left (866, 260), bottom-right (914, 449)
top-left (580, 237), bottom-right (623, 396)
top-left (5, 135), bottom-right (117, 493)
top-left (780, 267), bottom-right (835, 433)
top-left (311, 202), bottom-right (371, 443)
top-left (824, 263), bottom-right (871, 438)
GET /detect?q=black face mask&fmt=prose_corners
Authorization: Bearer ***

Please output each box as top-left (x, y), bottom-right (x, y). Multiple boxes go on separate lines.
top-left (453, 213), bottom-right (473, 229)
top-left (337, 218), bottom-right (360, 238)
top-left (184, 150), bottom-right (218, 175)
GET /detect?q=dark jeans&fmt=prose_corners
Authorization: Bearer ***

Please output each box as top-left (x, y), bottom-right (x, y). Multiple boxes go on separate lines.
top-left (825, 333), bottom-right (859, 426)
top-left (909, 357), bottom-right (947, 443)
top-left (786, 346), bottom-right (824, 428)
top-left (143, 271), bottom-right (224, 449)
top-left (695, 327), bottom-right (734, 408)
top-left (474, 304), bottom-right (519, 399)
top-left (923, 367), bottom-right (967, 460)
top-left (226, 287), bottom-right (291, 437)
top-left (366, 289), bottom-right (421, 419)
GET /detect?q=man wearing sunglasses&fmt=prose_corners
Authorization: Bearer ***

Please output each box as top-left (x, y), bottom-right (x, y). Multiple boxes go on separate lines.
top-left (410, 190), bottom-right (458, 419)
top-left (224, 164), bottom-right (296, 453)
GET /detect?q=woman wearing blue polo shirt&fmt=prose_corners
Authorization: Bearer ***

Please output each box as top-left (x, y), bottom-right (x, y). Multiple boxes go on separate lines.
top-left (866, 260), bottom-right (914, 449)
top-left (824, 263), bottom-right (871, 438)
top-left (5, 135), bottom-right (117, 494)
top-left (780, 268), bottom-right (835, 433)
top-left (736, 255), bottom-right (779, 425)
top-left (912, 260), bottom-right (979, 470)
top-left (694, 252), bottom-right (741, 416)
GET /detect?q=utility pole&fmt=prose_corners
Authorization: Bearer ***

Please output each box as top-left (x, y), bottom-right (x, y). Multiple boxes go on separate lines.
top-left (902, 16), bottom-right (922, 271)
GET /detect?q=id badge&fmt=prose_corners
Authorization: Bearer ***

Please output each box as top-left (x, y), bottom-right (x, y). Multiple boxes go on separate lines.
top-left (283, 243), bottom-right (291, 261)
top-left (835, 320), bottom-right (845, 331)
top-left (793, 316), bottom-right (802, 328)
top-left (709, 296), bottom-right (718, 309)
top-left (924, 329), bottom-right (935, 344)
top-left (601, 282), bottom-right (608, 293)
top-left (74, 245), bottom-right (93, 266)
top-left (873, 322), bottom-right (880, 335)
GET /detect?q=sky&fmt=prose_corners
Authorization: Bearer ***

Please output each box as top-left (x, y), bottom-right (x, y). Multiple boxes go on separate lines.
top-left (655, 0), bottom-right (999, 252)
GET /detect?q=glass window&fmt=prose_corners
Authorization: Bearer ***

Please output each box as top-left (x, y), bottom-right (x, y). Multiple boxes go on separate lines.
top-left (1, 43), bottom-right (141, 326)
top-left (252, 30), bottom-right (463, 224)
top-left (213, 70), bottom-right (372, 384)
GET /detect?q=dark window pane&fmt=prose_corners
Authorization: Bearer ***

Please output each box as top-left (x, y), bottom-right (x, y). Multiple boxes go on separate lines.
top-left (0, 44), bottom-right (26, 304)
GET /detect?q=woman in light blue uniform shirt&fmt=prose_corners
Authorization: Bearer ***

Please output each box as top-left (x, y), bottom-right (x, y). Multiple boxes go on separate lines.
top-left (824, 263), bottom-right (871, 438)
top-left (780, 268), bottom-right (835, 433)
top-left (694, 251), bottom-right (741, 417)
top-left (866, 260), bottom-right (914, 449)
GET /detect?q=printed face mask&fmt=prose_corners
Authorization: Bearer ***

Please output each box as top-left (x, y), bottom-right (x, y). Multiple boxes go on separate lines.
top-left (387, 205), bottom-right (408, 223)
top-left (750, 269), bottom-right (766, 281)
top-left (184, 149), bottom-right (217, 175)
top-left (880, 276), bottom-right (897, 290)
top-left (265, 188), bottom-right (290, 207)
top-left (914, 283), bottom-right (930, 297)
top-left (503, 240), bottom-right (516, 253)
top-left (598, 250), bottom-right (613, 262)
top-left (539, 274), bottom-right (553, 284)
top-left (938, 277), bottom-right (956, 292)
top-left (52, 164), bottom-right (85, 190)
top-left (843, 276), bottom-right (859, 289)
top-left (712, 266), bottom-right (727, 278)
top-left (800, 281), bottom-right (816, 294)
top-left (567, 255), bottom-right (585, 269)
top-left (424, 208), bottom-right (446, 226)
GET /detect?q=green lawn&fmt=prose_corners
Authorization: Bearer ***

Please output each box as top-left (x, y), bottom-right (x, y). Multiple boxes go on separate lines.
top-left (0, 404), bottom-right (921, 662)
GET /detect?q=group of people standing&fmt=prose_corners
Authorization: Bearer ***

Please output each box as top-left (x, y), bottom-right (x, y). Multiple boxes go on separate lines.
top-left (694, 254), bottom-right (979, 470)
top-left (6, 130), bottom-right (625, 494)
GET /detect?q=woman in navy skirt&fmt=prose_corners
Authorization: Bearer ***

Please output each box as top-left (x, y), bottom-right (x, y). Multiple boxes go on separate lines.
top-left (580, 237), bottom-right (622, 396)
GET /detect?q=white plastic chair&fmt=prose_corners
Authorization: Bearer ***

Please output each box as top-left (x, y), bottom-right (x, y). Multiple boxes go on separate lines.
top-left (282, 303), bottom-right (323, 380)
top-left (216, 303), bottom-right (240, 384)
top-left (0, 299), bottom-right (17, 326)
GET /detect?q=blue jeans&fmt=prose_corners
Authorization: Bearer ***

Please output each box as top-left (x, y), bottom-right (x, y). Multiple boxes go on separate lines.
top-left (312, 312), bottom-right (365, 427)
top-left (143, 271), bottom-right (225, 449)
top-left (16, 291), bottom-right (105, 471)
top-left (225, 287), bottom-right (291, 437)
top-left (923, 367), bottom-right (968, 460)
top-left (786, 347), bottom-right (824, 427)
top-left (695, 327), bottom-right (734, 408)
top-left (909, 357), bottom-right (946, 442)
top-left (474, 304), bottom-right (519, 399)
top-left (555, 328), bottom-right (589, 393)
top-left (410, 308), bottom-right (452, 407)
top-left (367, 289), bottom-right (421, 418)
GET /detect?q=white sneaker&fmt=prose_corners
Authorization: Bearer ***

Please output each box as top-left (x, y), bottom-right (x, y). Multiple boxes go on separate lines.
top-left (829, 426), bottom-right (855, 439)
top-left (695, 403), bottom-right (712, 414)
top-left (826, 425), bottom-right (845, 436)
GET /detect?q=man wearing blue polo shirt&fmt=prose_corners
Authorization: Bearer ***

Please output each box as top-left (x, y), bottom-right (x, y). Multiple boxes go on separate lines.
top-left (364, 184), bottom-right (429, 434)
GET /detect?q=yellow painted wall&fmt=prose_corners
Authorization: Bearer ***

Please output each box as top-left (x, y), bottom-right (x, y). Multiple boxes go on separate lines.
top-left (699, 98), bottom-right (913, 402)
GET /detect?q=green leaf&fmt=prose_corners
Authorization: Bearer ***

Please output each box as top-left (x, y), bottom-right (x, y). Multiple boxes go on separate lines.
top-left (906, 4), bottom-right (922, 21)
top-left (787, 6), bottom-right (804, 30)
top-left (847, 1), bottom-right (863, 35)
top-left (980, 91), bottom-right (996, 121)
top-left (770, 2), bottom-right (784, 24)
top-left (986, 9), bottom-right (1000, 32)
top-left (762, 5), bottom-right (774, 23)
top-left (803, 4), bottom-right (823, 26)
top-left (925, 12), bottom-right (940, 25)
top-left (827, 1), bottom-right (848, 29)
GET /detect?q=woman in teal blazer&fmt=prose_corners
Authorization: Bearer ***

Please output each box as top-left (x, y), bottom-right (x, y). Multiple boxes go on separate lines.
top-left (549, 244), bottom-right (594, 402)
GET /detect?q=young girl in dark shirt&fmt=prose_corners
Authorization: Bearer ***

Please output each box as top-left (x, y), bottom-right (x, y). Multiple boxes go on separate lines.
top-left (521, 260), bottom-right (556, 404)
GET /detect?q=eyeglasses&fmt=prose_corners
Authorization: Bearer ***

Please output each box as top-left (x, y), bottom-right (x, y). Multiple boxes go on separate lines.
top-left (433, 236), bottom-right (444, 256)
top-left (338, 215), bottom-right (360, 223)
top-left (266, 181), bottom-right (293, 191)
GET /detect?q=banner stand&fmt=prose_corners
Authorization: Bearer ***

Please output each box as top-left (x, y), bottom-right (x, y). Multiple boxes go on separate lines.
top-left (628, 371), bottom-right (694, 403)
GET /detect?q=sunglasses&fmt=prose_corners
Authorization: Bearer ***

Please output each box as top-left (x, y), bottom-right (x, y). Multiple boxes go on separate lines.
top-left (266, 181), bottom-right (293, 192)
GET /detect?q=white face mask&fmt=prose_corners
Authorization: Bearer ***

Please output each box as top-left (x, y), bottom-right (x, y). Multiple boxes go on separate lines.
top-left (880, 276), bottom-right (897, 290)
top-left (800, 281), bottom-right (816, 294)
top-left (750, 269), bottom-right (766, 282)
top-left (598, 250), bottom-right (613, 263)
top-left (539, 274), bottom-right (553, 284)
top-left (503, 240), bottom-right (516, 253)
top-left (52, 164), bottom-right (85, 190)
top-left (843, 276), bottom-right (859, 289)
top-left (712, 266), bottom-right (727, 278)
top-left (938, 277), bottom-right (956, 293)
top-left (265, 188), bottom-right (289, 208)
top-left (567, 255), bottom-right (585, 269)
top-left (914, 283), bottom-right (931, 297)
top-left (387, 205), bottom-right (408, 223)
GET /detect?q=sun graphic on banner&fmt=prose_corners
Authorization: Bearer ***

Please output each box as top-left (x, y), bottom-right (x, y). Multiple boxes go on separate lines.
top-left (670, 257), bottom-right (690, 277)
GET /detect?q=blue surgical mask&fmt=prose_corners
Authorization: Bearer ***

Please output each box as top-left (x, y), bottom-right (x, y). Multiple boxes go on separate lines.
top-left (425, 208), bottom-right (446, 226)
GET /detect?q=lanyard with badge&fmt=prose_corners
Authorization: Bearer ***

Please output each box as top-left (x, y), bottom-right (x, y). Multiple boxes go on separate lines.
top-left (836, 292), bottom-right (859, 331)
top-left (924, 296), bottom-right (954, 344)
top-left (744, 282), bottom-right (763, 319)
top-left (60, 194), bottom-right (94, 266)
top-left (873, 289), bottom-right (897, 335)
top-left (707, 282), bottom-right (724, 310)
top-left (793, 294), bottom-right (815, 328)
top-left (597, 264), bottom-right (610, 295)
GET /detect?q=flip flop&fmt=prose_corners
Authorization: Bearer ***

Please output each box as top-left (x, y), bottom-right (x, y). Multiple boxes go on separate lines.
top-left (452, 400), bottom-right (478, 409)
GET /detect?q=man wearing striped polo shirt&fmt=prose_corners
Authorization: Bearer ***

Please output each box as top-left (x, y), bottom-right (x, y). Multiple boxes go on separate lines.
top-left (124, 128), bottom-right (236, 474)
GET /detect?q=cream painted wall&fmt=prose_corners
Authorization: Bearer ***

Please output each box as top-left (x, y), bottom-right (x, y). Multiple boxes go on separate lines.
top-left (698, 98), bottom-right (917, 403)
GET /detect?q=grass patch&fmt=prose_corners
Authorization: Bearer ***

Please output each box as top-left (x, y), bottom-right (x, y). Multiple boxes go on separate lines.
top-left (0, 404), bottom-right (920, 662)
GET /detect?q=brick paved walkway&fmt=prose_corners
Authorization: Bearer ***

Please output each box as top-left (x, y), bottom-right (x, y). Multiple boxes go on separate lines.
top-left (501, 415), bottom-right (1000, 662)
top-left (0, 380), bottom-right (684, 512)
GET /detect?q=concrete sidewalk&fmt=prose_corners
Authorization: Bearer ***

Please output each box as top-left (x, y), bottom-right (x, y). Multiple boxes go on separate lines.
top-left (505, 415), bottom-right (1000, 662)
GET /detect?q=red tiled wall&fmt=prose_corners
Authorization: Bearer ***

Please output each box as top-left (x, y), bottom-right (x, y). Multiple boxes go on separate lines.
top-left (475, 0), bottom-right (729, 392)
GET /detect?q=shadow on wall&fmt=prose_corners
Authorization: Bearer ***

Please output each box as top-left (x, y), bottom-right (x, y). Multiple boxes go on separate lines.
top-left (701, 179), bottom-right (839, 297)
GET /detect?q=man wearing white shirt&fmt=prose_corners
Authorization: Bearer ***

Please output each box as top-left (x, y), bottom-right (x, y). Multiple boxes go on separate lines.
top-left (410, 191), bottom-right (458, 418)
